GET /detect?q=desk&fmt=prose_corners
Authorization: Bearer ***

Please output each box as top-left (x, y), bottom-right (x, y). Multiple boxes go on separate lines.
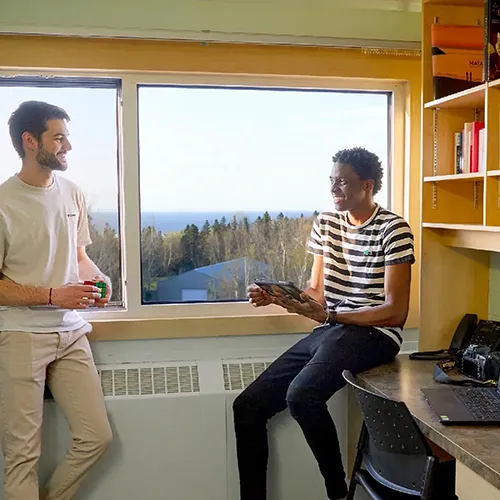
top-left (354, 355), bottom-right (500, 500)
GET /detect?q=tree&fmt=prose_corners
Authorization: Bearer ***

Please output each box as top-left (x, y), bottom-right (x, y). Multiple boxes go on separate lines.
top-left (201, 220), bottom-right (211, 235)
top-left (87, 216), bottom-right (122, 302)
top-left (163, 231), bottom-right (182, 276)
top-left (89, 209), bottom-right (317, 304)
top-left (180, 224), bottom-right (204, 271)
top-left (141, 225), bottom-right (166, 291)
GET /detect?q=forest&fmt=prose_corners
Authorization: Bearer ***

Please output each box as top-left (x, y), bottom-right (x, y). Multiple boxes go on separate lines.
top-left (86, 211), bottom-right (318, 303)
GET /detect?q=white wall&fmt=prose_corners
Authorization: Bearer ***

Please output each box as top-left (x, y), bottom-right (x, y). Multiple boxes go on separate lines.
top-left (0, 332), bottom-right (417, 500)
top-left (38, 333), bottom-right (353, 500)
top-left (90, 330), bottom-right (419, 366)
top-left (0, 0), bottom-right (421, 48)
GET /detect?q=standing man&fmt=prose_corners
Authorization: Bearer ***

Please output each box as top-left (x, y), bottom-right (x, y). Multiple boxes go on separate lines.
top-left (0, 101), bottom-right (113, 500)
top-left (233, 147), bottom-right (415, 500)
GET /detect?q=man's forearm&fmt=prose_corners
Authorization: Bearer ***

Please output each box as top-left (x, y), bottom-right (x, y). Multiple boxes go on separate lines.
top-left (303, 286), bottom-right (326, 307)
top-left (78, 257), bottom-right (106, 282)
top-left (336, 303), bottom-right (407, 328)
top-left (0, 280), bottom-right (50, 307)
top-left (78, 256), bottom-right (112, 301)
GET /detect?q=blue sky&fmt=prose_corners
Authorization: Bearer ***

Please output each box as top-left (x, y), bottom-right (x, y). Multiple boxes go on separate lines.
top-left (0, 87), bottom-right (118, 213)
top-left (0, 85), bottom-right (389, 213)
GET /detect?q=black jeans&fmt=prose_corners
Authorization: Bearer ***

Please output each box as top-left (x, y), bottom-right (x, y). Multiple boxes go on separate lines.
top-left (233, 323), bottom-right (400, 500)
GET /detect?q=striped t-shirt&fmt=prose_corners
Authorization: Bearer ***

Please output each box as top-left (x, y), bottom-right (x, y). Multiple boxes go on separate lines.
top-left (307, 205), bottom-right (415, 346)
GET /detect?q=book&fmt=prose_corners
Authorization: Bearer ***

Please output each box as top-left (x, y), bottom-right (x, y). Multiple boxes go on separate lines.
top-left (471, 121), bottom-right (485, 173)
top-left (478, 128), bottom-right (486, 173)
top-left (484, 0), bottom-right (500, 81)
top-left (454, 132), bottom-right (462, 174)
top-left (432, 24), bottom-right (483, 50)
top-left (463, 122), bottom-right (473, 173)
top-left (431, 24), bottom-right (484, 99)
top-left (452, 122), bottom-right (485, 174)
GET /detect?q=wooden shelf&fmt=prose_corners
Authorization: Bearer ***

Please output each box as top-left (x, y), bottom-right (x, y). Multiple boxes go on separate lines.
top-left (424, 84), bottom-right (486, 110)
top-left (424, 0), bottom-right (483, 5)
top-left (422, 222), bottom-right (491, 231)
top-left (489, 79), bottom-right (500, 89)
top-left (423, 224), bottom-right (500, 253)
top-left (423, 173), bottom-right (484, 182)
top-left (419, 0), bottom-right (494, 353)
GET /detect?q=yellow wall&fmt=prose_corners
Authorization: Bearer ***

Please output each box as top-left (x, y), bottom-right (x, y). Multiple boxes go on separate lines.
top-left (0, 35), bottom-right (420, 78)
top-left (0, 35), bottom-right (422, 338)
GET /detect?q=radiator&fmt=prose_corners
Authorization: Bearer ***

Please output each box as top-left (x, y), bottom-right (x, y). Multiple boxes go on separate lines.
top-left (0, 357), bottom-right (348, 500)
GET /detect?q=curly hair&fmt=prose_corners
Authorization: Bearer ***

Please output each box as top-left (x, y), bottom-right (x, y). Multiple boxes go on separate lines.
top-left (332, 147), bottom-right (383, 195)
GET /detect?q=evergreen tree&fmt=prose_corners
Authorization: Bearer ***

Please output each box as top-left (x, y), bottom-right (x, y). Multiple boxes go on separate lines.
top-left (90, 208), bottom-right (319, 304)
top-left (180, 224), bottom-right (203, 270)
top-left (201, 220), bottom-right (211, 235)
top-left (243, 217), bottom-right (250, 233)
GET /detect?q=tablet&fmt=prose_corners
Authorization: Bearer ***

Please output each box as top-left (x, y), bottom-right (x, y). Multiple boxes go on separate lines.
top-left (254, 280), bottom-right (306, 303)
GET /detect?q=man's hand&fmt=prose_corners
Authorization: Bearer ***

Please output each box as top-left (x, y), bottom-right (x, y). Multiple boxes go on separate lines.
top-left (247, 284), bottom-right (275, 307)
top-left (91, 275), bottom-right (112, 308)
top-left (273, 291), bottom-right (327, 323)
top-left (51, 282), bottom-right (102, 310)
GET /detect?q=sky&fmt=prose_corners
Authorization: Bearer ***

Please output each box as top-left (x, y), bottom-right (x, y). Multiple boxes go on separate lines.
top-left (0, 84), bottom-right (389, 214)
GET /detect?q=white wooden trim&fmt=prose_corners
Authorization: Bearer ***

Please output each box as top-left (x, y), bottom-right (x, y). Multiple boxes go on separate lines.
top-left (0, 70), bottom-right (407, 321)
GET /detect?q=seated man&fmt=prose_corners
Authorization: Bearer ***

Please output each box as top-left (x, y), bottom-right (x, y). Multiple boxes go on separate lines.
top-left (233, 147), bottom-right (415, 500)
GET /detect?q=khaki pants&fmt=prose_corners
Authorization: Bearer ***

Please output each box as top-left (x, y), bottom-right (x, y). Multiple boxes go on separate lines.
top-left (0, 326), bottom-right (112, 500)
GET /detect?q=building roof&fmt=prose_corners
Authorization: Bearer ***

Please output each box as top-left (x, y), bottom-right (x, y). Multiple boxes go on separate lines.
top-left (193, 257), bottom-right (269, 280)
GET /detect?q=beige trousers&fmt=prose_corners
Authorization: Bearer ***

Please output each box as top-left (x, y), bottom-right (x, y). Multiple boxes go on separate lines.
top-left (0, 326), bottom-right (112, 500)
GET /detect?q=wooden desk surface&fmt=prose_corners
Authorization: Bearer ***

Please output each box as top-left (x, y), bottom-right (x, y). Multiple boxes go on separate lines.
top-left (357, 355), bottom-right (500, 490)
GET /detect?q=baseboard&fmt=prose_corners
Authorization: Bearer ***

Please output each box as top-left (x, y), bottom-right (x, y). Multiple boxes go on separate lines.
top-left (400, 340), bottom-right (418, 354)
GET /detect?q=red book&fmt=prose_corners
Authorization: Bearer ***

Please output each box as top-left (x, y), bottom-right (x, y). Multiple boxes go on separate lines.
top-left (471, 121), bottom-right (485, 173)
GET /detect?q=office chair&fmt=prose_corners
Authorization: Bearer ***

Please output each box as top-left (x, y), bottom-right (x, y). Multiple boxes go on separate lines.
top-left (342, 370), bottom-right (457, 500)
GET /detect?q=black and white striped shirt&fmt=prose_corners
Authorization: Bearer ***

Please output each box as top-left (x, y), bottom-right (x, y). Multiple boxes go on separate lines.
top-left (307, 205), bottom-right (415, 346)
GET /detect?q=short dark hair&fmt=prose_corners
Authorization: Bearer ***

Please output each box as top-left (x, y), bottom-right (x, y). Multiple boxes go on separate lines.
top-left (8, 101), bottom-right (70, 158)
top-left (332, 147), bottom-right (383, 195)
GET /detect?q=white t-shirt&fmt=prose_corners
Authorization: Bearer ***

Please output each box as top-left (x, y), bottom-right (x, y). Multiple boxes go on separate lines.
top-left (0, 174), bottom-right (92, 332)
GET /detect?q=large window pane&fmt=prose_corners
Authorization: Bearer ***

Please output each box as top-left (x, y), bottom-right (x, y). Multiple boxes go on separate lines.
top-left (138, 86), bottom-right (389, 304)
top-left (0, 79), bottom-right (123, 303)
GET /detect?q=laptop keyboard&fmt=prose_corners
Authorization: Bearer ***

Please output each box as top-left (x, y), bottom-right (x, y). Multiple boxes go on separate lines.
top-left (453, 388), bottom-right (500, 420)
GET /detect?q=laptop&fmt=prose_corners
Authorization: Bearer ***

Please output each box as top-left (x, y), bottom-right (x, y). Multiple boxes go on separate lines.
top-left (422, 378), bottom-right (500, 425)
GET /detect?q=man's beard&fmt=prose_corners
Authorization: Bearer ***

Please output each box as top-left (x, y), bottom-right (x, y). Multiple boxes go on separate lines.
top-left (36, 145), bottom-right (67, 172)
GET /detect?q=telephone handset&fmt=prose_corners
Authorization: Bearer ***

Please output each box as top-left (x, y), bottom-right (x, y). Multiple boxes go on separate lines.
top-left (409, 313), bottom-right (500, 361)
top-left (449, 313), bottom-right (478, 354)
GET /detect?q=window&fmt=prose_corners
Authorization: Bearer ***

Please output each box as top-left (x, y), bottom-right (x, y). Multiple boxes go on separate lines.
top-left (0, 77), bottom-right (123, 303)
top-left (138, 85), bottom-right (390, 305)
top-left (0, 73), bottom-right (400, 320)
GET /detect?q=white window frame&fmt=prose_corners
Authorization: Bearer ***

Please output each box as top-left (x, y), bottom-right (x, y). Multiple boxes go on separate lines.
top-left (0, 70), bottom-right (407, 322)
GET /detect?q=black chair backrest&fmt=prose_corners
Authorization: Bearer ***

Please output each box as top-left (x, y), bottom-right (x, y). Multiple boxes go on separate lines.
top-left (343, 370), bottom-right (437, 497)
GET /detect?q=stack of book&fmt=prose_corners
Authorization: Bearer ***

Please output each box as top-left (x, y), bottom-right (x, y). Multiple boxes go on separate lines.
top-left (431, 1), bottom-right (500, 100)
top-left (454, 121), bottom-right (485, 174)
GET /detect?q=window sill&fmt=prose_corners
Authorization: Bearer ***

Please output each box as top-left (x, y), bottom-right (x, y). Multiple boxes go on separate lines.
top-left (87, 313), bottom-right (419, 341)
top-left (87, 314), bottom-right (317, 341)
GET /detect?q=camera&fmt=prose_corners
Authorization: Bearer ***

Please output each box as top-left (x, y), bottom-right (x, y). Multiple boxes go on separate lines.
top-left (458, 345), bottom-right (500, 381)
